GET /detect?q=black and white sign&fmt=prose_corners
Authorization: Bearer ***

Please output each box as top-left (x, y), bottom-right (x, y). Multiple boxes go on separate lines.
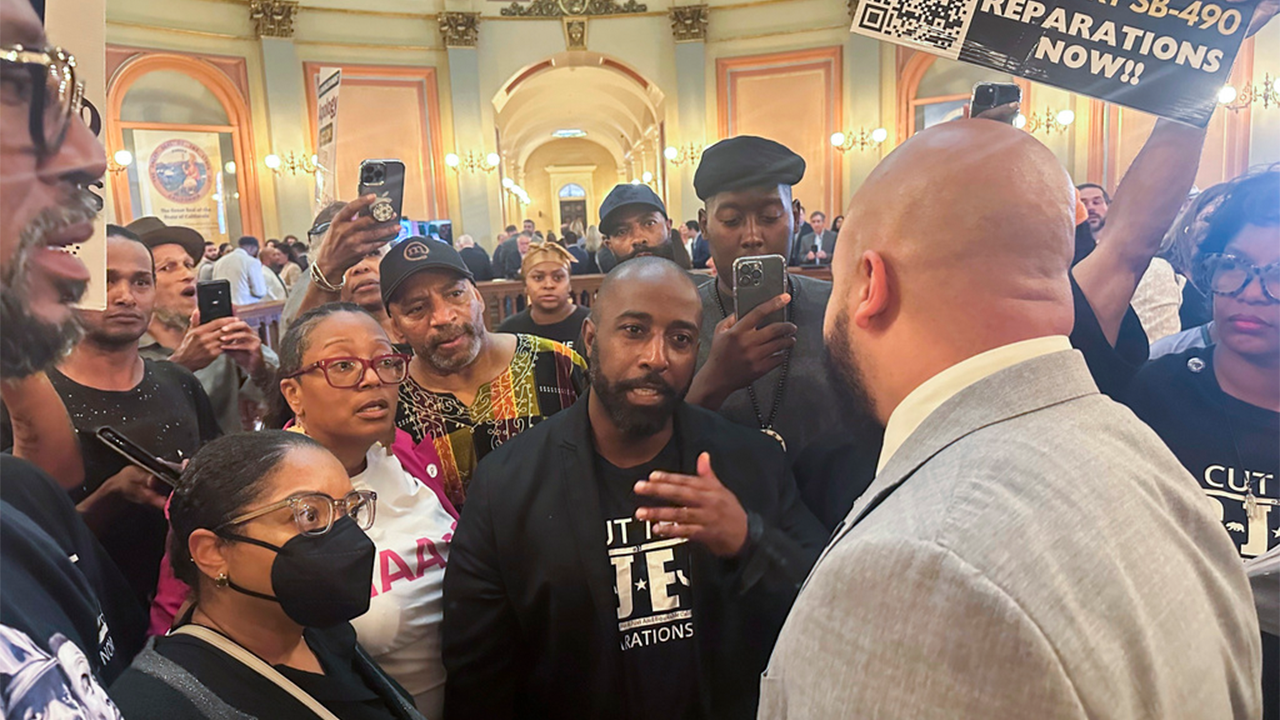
top-left (851, 0), bottom-right (1259, 126)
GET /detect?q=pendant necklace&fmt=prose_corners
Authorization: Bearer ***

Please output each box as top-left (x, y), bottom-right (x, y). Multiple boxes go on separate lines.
top-left (713, 278), bottom-right (792, 452)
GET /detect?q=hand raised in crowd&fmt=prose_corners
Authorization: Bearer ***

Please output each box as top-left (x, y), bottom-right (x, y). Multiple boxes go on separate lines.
top-left (634, 452), bottom-right (749, 558)
top-left (686, 293), bottom-right (796, 411)
top-left (169, 310), bottom-right (263, 377)
top-left (313, 195), bottom-right (400, 286)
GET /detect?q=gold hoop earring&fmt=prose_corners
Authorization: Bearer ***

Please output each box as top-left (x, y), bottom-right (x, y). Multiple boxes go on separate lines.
top-left (215, 572), bottom-right (229, 588)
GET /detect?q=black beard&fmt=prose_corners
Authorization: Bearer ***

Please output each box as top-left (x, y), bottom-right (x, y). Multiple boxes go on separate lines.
top-left (824, 309), bottom-right (883, 436)
top-left (616, 239), bottom-right (675, 265)
top-left (589, 342), bottom-right (685, 437)
top-left (0, 189), bottom-right (97, 379)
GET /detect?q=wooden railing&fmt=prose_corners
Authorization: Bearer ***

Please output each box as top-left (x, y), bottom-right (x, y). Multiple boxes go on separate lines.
top-left (236, 300), bottom-right (286, 351)
top-left (476, 266), bottom-right (830, 330)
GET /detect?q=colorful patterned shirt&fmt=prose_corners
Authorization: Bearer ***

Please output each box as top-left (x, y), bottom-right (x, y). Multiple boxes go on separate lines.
top-left (396, 333), bottom-right (587, 506)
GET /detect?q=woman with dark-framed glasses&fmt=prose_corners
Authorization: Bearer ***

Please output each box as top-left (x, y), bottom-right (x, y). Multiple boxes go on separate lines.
top-left (110, 430), bottom-right (425, 720)
top-left (1122, 168), bottom-right (1280, 718)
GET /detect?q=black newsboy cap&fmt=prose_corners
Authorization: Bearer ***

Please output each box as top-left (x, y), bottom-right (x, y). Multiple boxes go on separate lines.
top-left (693, 136), bottom-right (806, 201)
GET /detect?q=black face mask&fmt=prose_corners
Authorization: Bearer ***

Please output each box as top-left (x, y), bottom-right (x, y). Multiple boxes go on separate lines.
top-left (218, 515), bottom-right (375, 628)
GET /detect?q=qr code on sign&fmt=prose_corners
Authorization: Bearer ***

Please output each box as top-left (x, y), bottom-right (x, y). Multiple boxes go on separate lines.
top-left (852, 0), bottom-right (976, 59)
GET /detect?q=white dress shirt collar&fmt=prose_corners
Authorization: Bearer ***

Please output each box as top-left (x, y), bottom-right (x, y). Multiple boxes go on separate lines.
top-left (876, 335), bottom-right (1072, 472)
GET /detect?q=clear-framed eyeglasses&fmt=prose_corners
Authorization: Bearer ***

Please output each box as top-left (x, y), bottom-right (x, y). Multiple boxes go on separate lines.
top-left (0, 45), bottom-right (85, 160)
top-left (218, 490), bottom-right (377, 537)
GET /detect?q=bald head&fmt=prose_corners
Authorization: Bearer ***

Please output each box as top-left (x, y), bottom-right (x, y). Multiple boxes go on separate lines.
top-left (826, 120), bottom-right (1077, 423)
top-left (591, 257), bottom-right (700, 328)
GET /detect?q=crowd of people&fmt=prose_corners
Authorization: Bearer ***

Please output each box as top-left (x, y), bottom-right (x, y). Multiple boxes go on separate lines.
top-left (1, 0), bottom-right (1278, 717)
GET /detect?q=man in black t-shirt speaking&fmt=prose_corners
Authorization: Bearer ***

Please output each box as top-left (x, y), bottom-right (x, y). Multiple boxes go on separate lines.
top-left (443, 257), bottom-right (825, 720)
top-left (1124, 169), bottom-right (1280, 719)
top-left (46, 226), bottom-right (220, 609)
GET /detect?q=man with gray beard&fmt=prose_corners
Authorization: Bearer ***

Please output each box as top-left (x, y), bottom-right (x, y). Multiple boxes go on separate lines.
top-left (129, 217), bottom-right (276, 432)
top-left (381, 236), bottom-right (586, 507)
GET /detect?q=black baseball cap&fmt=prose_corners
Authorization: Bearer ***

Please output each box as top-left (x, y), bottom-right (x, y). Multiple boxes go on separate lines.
top-left (380, 237), bottom-right (474, 307)
top-left (125, 216), bottom-right (206, 264)
top-left (599, 184), bottom-right (667, 237)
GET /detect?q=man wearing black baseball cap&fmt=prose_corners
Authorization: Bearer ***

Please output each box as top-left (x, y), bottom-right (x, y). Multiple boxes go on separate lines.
top-left (598, 183), bottom-right (677, 265)
top-left (686, 136), bottom-right (880, 468)
top-left (382, 237), bottom-right (587, 506)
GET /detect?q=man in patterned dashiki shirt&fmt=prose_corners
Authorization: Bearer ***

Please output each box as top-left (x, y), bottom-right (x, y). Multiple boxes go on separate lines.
top-left (381, 237), bottom-right (587, 507)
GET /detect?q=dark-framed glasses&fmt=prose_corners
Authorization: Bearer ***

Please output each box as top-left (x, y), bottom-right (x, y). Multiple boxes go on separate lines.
top-left (1200, 253), bottom-right (1280, 303)
top-left (220, 490), bottom-right (377, 536)
top-left (0, 45), bottom-right (84, 159)
top-left (284, 354), bottom-right (410, 389)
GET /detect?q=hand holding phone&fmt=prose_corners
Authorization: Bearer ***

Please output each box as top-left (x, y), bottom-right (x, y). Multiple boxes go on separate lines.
top-left (95, 426), bottom-right (182, 489)
top-left (197, 280), bottom-right (233, 324)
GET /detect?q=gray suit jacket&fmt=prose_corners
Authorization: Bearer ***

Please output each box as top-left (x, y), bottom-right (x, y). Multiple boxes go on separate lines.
top-left (760, 350), bottom-right (1260, 720)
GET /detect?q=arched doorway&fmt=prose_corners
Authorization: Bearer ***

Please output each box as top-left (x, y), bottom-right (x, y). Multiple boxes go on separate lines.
top-left (493, 52), bottom-right (665, 231)
top-left (106, 51), bottom-right (263, 241)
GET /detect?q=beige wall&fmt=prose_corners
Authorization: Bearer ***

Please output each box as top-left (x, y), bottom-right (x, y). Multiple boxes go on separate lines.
top-left (522, 139), bottom-right (619, 232)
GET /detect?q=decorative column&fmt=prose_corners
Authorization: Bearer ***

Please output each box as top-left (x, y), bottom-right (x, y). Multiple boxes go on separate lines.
top-left (253, 0), bottom-right (312, 238)
top-left (670, 5), bottom-right (708, 224)
top-left (439, 12), bottom-right (495, 246)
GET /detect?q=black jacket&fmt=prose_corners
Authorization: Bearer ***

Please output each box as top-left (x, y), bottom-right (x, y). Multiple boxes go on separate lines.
top-left (442, 398), bottom-right (826, 720)
top-left (460, 245), bottom-right (494, 282)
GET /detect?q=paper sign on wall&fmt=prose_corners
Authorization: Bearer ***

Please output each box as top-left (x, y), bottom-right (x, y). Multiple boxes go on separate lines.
top-left (315, 67), bottom-right (342, 210)
top-left (133, 130), bottom-right (229, 245)
top-left (849, 0), bottom-right (1258, 127)
top-left (45, 0), bottom-right (107, 310)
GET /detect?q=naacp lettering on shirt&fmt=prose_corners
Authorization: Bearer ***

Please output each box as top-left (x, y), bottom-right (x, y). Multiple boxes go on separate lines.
top-left (606, 517), bottom-right (695, 651)
top-left (370, 524), bottom-right (455, 597)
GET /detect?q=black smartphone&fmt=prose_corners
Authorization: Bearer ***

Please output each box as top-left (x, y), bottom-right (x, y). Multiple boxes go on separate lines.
top-left (358, 159), bottom-right (405, 231)
top-left (196, 280), bottom-right (233, 323)
top-left (95, 426), bottom-right (182, 489)
top-left (970, 82), bottom-right (1022, 120)
top-left (733, 254), bottom-right (787, 327)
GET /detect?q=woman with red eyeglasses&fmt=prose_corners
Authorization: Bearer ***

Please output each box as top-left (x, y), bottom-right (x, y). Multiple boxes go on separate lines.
top-left (149, 303), bottom-right (454, 718)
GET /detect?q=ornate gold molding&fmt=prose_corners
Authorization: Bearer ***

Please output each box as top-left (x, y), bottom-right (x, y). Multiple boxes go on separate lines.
top-left (249, 0), bottom-right (298, 38)
top-left (562, 17), bottom-right (588, 49)
top-left (500, 0), bottom-right (647, 17)
top-left (669, 5), bottom-right (708, 42)
top-left (438, 12), bottom-right (480, 48)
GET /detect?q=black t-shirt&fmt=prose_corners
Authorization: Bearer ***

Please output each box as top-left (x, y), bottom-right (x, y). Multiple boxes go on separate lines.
top-left (0, 455), bottom-right (146, 674)
top-left (595, 438), bottom-right (702, 720)
top-left (1124, 346), bottom-right (1279, 555)
top-left (48, 360), bottom-right (221, 607)
top-left (110, 623), bottom-right (408, 720)
top-left (497, 306), bottom-right (591, 355)
top-left (1123, 346), bottom-right (1279, 719)
top-left (0, 495), bottom-right (125, 719)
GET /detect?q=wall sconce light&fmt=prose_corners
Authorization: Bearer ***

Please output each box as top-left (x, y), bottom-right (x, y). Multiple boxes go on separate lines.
top-left (445, 150), bottom-right (500, 174)
top-left (502, 177), bottom-right (530, 205)
top-left (1021, 107), bottom-right (1075, 135)
top-left (664, 143), bottom-right (703, 166)
top-left (1220, 75), bottom-right (1279, 111)
top-left (641, 171), bottom-right (654, 184)
top-left (264, 151), bottom-right (318, 175)
top-left (830, 128), bottom-right (887, 153)
top-left (108, 149), bottom-right (133, 174)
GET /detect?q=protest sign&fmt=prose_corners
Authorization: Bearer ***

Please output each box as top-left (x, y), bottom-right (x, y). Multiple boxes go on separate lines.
top-left (315, 67), bottom-right (342, 209)
top-left (850, 0), bottom-right (1258, 126)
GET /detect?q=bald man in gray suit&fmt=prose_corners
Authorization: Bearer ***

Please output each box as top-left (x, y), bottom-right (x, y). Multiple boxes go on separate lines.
top-left (759, 120), bottom-right (1261, 719)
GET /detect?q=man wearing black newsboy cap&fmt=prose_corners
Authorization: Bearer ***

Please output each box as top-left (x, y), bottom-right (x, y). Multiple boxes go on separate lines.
top-left (686, 136), bottom-right (881, 469)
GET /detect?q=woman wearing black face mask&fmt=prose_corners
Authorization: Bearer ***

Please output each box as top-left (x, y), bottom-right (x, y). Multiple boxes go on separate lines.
top-left (110, 431), bottom-right (426, 720)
